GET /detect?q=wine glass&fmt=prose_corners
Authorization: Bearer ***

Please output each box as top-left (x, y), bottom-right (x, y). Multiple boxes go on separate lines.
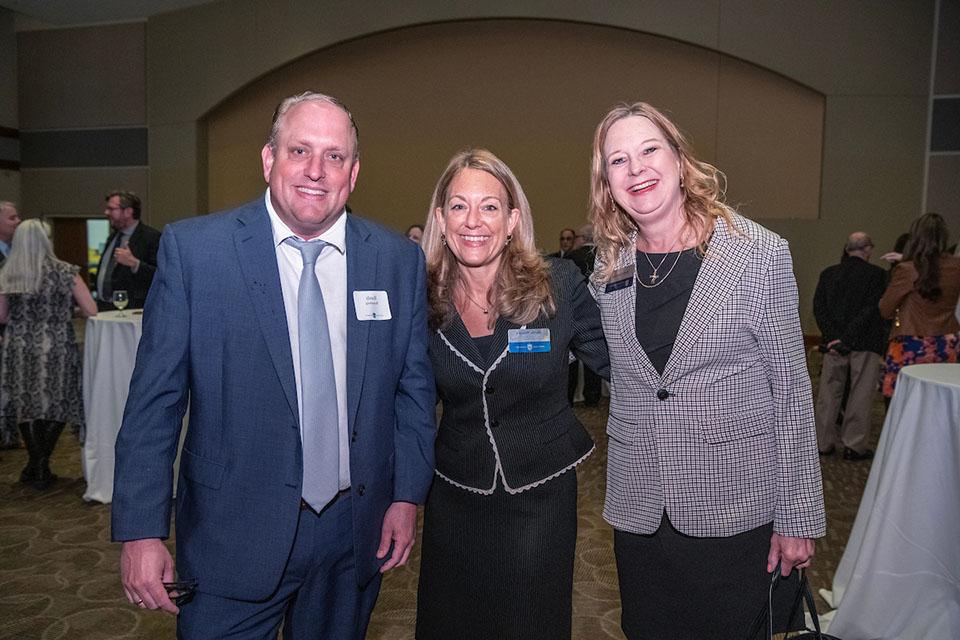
top-left (112, 290), bottom-right (129, 316)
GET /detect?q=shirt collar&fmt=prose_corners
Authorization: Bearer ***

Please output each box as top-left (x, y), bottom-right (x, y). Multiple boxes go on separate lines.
top-left (0, 240), bottom-right (9, 256)
top-left (264, 188), bottom-right (347, 254)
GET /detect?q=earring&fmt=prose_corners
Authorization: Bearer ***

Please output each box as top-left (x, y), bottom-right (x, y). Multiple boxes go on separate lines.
top-left (505, 234), bottom-right (513, 246)
top-left (441, 233), bottom-right (447, 247)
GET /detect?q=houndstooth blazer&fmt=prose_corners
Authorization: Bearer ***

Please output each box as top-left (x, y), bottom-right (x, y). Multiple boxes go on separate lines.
top-left (594, 214), bottom-right (825, 539)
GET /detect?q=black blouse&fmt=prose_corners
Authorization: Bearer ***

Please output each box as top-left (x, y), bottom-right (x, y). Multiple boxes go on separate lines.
top-left (634, 248), bottom-right (702, 375)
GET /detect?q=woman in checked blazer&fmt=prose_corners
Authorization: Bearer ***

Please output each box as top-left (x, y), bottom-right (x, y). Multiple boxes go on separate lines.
top-left (589, 103), bottom-right (825, 639)
top-left (414, 149), bottom-right (609, 640)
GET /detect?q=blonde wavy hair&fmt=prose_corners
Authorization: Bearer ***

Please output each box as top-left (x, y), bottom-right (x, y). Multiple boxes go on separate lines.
top-left (588, 102), bottom-right (738, 281)
top-left (421, 149), bottom-right (555, 330)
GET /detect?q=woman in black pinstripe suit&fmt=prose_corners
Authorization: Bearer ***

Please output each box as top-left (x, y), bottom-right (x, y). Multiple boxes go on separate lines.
top-left (414, 149), bottom-right (609, 640)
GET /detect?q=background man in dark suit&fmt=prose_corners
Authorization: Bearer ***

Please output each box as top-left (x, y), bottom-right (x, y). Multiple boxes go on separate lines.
top-left (112, 92), bottom-right (436, 638)
top-left (0, 201), bottom-right (20, 268)
top-left (813, 231), bottom-right (887, 460)
top-left (548, 227), bottom-right (576, 258)
top-left (566, 223), bottom-right (602, 406)
top-left (95, 190), bottom-right (160, 310)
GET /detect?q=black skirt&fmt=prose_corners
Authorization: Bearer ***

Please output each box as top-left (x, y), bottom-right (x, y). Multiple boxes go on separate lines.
top-left (614, 513), bottom-right (804, 640)
top-left (416, 471), bottom-right (578, 640)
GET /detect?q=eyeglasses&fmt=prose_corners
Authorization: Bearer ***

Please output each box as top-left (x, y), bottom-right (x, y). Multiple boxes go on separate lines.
top-left (163, 579), bottom-right (198, 606)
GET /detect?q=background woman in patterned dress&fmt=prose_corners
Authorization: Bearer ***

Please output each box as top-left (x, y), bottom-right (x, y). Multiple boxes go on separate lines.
top-left (0, 219), bottom-right (97, 489)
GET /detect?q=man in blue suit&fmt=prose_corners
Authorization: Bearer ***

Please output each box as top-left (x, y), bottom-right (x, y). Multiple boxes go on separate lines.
top-left (112, 92), bottom-right (436, 638)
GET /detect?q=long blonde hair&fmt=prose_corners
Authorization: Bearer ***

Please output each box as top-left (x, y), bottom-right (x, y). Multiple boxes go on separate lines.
top-left (0, 219), bottom-right (61, 295)
top-left (588, 102), bottom-right (738, 281)
top-left (421, 149), bottom-right (555, 330)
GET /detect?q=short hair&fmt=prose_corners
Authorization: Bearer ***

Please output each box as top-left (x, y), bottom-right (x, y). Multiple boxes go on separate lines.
top-left (577, 223), bottom-right (594, 243)
top-left (844, 232), bottom-right (873, 253)
top-left (421, 148), bottom-right (555, 330)
top-left (105, 191), bottom-right (142, 219)
top-left (0, 201), bottom-right (16, 213)
top-left (406, 224), bottom-right (424, 234)
top-left (267, 91), bottom-right (360, 159)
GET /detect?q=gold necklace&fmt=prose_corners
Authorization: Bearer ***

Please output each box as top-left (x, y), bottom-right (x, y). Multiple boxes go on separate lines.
top-left (461, 289), bottom-right (490, 314)
top-left (640, 239), bottom-right (678, 285)
top-left (637, 246), bottom-right (683, 289)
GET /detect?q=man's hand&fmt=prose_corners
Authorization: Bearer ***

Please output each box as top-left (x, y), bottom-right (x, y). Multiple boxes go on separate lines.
top-left (114, 246), bottom-right (140, 269)
top-left (376, 501), bottom-right (418, 573)
top-left (767, 533), bottom-right (814, 576)
top-left (120, 538), bottom-right (179, 614)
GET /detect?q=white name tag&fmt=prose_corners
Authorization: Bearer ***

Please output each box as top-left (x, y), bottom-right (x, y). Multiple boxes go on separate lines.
top-left (507, 328), bottom-right (551, 353)
top-left (353, 290), bottom-right (392, 320)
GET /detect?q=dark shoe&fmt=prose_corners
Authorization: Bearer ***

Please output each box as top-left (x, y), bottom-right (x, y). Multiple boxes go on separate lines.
top-left (842, 447), bottom-right (874, 461)
top-left (818, 446), bottom-right (836, 456)
top-left (18, 422), bottom-right (43, 484)
top-left (31, 457), bottom-right (57, 490)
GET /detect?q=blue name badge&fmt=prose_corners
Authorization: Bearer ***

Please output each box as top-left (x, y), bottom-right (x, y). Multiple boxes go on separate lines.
top-left (507, 328), bottom-right (551, 353)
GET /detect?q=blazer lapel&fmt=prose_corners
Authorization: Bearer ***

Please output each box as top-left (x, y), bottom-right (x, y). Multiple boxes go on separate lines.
top-left (441, 313), bottom-right (485, 371)
top-left (233, 203), bottom-right (299, 421)
top-left (346, 215), bottom-right (378, 431)
top-left (661, 217), bottom-right (755, 385)
top-left (608, 241), bottom-right (661, 387)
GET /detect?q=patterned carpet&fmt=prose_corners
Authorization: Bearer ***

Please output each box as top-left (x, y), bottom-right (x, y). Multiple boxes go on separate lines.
top-left (0, 351), bottom-right (882, 639)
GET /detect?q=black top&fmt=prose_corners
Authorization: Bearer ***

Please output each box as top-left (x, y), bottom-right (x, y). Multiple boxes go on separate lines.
top-left (471, 333), bottom-right (497, 362)
top-left (635, 249), bottom-right (702, 375)
top-left (812, 254), bottom-right (889, 354)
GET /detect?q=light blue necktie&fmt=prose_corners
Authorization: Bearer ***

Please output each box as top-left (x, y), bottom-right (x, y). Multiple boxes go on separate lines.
top-left (285, 237), bottom-right (339, 511)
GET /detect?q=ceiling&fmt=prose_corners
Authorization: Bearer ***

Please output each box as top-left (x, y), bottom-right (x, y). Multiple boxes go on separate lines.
top-left (0, 0), bottom-right (217, 26)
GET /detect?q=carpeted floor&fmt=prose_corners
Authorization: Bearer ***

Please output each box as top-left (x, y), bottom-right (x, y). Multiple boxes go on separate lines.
top-left (0, 350), bottom-right (883, 639)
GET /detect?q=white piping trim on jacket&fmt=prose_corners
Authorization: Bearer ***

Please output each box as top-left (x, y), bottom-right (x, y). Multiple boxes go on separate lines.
top-left (436, 326), bottom-right (593, 495)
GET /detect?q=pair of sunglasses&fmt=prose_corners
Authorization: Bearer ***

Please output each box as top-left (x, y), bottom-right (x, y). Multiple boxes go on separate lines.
top-left (162, 579), bottom-right (198, 607)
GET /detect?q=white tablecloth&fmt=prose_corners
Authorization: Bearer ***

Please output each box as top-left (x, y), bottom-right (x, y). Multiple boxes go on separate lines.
top-left (82, 311), bottom-right (143, 503)
top-left (828, 363), bottom-right (960, 639)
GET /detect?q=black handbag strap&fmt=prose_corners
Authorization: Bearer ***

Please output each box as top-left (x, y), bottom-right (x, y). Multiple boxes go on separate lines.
top-left (748, 561), bottom-right (827, 640)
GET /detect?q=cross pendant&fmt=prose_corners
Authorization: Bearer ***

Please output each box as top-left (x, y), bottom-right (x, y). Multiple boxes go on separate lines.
top-left (649, 272), bottom-right (659, 284)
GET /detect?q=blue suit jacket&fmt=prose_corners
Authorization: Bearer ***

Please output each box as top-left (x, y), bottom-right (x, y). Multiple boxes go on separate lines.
top-left (111, 198), bottom-right (436, 600)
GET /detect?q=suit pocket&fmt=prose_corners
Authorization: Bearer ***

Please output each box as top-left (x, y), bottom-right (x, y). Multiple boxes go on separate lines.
top-left (180, 447), bottom-right (225, 489)
top-left (606, 413), bottom-right (637, 444)
top-left (699, 411), bottom-right (770, 444)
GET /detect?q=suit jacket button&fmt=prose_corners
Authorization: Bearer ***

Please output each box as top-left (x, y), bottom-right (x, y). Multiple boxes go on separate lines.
top-left (357, 485), bottom-right (365, 496)
top-left (657, 389), bottom-right (670, 401)
top-left (351, 431), bottom-right (357, 442)
top-left (485, 385), bottom-right (495, 394)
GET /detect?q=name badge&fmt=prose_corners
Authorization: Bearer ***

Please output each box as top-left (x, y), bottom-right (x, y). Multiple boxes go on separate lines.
top-left (353, 290), bottom-right (392, 320)
top-left (604, 264), bottom-right (636, 293)
top-left (507, 328), bottom-right (551, 353)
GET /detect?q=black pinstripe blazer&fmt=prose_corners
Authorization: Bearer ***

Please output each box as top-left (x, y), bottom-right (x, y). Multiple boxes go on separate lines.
top-left (595, 214), bottom-right (825, 539)
top-left (430, 258), bottom-right (609, 494)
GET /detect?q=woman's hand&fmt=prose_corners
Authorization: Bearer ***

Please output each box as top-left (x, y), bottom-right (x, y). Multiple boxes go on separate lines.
top-left (767, 533), bottom-right (814, 576)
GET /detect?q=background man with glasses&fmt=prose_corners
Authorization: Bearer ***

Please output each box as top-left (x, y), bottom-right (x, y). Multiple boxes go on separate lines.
top-left (94, 190), bottom-right (160, 311)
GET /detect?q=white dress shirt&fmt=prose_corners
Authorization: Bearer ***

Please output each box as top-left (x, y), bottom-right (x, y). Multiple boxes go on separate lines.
top-left (265, 189), bottom-right (350, 489)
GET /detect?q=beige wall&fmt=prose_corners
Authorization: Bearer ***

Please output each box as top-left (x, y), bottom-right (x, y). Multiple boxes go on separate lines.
top-left (204, 21), bottom-right (823, 245)
top-left (16, 22), bottom-right (148, 220)
top-left (146, 0), bottom-right (935, 331)
top-left (6, 0), bottom-right (935, 332)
